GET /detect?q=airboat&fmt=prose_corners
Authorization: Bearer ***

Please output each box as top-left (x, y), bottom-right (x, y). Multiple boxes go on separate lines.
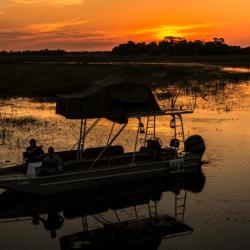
top-left (0, 77), bottom-right (206, 194)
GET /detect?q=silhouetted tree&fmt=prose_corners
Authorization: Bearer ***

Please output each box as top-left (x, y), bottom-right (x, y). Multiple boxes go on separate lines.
top-left (111, 37), bottom-right (245, 56)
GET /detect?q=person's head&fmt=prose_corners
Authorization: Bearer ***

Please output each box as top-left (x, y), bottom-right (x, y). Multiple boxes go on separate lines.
top-left (48, 147), bottom-right (54, 156)
top-left (29, 139), bottom-right (36, 147)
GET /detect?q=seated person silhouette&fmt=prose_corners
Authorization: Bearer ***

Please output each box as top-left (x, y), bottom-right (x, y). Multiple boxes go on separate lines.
top-left (25, 139), bottom-right (44, 163)
top-left (32, 211), bottom-right (64, 239)
top-left (40, 147), bottom-right (62, 175)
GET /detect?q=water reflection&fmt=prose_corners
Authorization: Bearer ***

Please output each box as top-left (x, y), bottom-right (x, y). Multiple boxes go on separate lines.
top-left (223, 67), bottom-right (250, 73)
top-left (0, 172), bottom-right (205, 249)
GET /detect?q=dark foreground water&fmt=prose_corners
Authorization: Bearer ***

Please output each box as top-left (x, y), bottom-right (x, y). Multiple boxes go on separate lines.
top-left (1, 80), bottom-right (250, 249)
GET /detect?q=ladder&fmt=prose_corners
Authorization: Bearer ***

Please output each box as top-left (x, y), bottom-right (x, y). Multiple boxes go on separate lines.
top-left (171, 114), bottom-right (185, 156)
top-left (174, 190), bottom-right (187, 222)
top-left (147, 200), bottom-right (159, 218)
top-left (144, 116), bottom-right (156, 146)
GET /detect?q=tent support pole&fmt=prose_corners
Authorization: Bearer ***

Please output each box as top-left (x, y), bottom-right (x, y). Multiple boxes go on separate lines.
top-left (134, 204), bottom-right (139, 221)
top-left (114, 210), bottom-right (120, 223)
top-left (88, 122), bottom-right (127, 170)
top-left (155, 200), bottom-right (158, 216)
top-left (132, 118), bottom-right (140, 164)
top-left (77, 119), bottom-right (83, 160)
top-left (72, 118), bottom-right (101, 151)
top-left (106, 122), bottom-right (115, 146)
top-left (80, 119), bottom-right (87, 160)
top-left (148, 202), bottom-right (152, 218)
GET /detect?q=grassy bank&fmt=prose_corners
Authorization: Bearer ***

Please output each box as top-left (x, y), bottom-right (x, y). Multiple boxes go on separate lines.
top-left (1, 54), bottom-right (250, 66)
top-left (0, 63), bottom-right (249, 98)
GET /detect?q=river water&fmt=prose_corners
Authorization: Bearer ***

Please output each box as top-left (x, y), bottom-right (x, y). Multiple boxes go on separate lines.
top-left (0, 80), bottom-right (250, 249)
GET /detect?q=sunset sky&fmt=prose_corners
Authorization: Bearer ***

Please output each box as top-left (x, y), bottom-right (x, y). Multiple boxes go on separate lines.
top-left (0, 0), bottom-right (250, 51)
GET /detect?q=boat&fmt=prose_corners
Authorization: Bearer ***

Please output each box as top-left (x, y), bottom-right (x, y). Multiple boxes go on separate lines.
top-left (0, 77), bottom-right (206, 195)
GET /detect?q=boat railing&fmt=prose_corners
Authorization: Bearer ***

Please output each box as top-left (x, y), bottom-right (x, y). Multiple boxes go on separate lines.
top-left (126, 108), bottom-right (193, 118)
top-left (60, 148), bottom-right (180, 173)
top-left (109, 152), bottom-right (151, 166)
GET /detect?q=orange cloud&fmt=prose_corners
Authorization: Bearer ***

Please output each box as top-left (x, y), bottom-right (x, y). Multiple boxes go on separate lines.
top-left (0, 17), bottom-right (117, 51)
top-left (11, 0), bottom-right (84, 7)
top-left (28, 20), bottom-right (92, 32)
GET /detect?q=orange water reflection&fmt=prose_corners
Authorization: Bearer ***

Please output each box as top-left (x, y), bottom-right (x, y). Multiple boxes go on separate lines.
top-left (223, 67), bottom-right (250, 73)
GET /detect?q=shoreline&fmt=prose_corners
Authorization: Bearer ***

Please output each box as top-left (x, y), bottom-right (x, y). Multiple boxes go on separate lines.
top-left (1, 54), bottom-right (250, 66)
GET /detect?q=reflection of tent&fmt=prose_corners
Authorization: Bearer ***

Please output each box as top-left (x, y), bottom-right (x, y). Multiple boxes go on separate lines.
top-left (56, 76), bottom-right (161, 123)
top-left (60, 216), bottom-right (193, 250)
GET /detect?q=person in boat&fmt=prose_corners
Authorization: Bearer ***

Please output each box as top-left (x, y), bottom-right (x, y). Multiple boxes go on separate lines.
top-left (40, 147), bottom-right (62, 175)
top-left (25, 138), bottom-right (44, 163)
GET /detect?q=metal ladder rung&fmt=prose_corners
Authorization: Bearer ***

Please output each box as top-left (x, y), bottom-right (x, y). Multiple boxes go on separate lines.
top-left (176, 214), bottom-right (183, 217)
top-left (177, 204), bottom-right (185, 208)
top-left (144, 116), bottom-right (156, 146)
top-left (171, 114), bottom-right (186, 156)
top-left (171, 137), bottom-right (184, 140)
top-left (176, 197), bottom-right (185, 200)
top-left (175, 190), bottom-right (187, 222)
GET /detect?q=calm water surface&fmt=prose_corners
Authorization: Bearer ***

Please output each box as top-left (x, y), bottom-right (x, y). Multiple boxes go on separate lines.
top-left (223, 67), bottom-right (250, 73)
top-left (0, 81), bottom-right (250, 249)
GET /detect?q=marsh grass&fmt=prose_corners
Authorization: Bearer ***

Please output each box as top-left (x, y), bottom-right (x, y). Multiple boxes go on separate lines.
top-left (0, 116), bottom-right (48, 148)
top-left (0, 62), bottom-right (249, 98)
top-left (0, 117), bottom-right (41, 127)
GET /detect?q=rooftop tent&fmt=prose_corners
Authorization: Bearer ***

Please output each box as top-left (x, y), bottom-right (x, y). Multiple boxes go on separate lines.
top-left (56, 76), bottom-right (162, 123)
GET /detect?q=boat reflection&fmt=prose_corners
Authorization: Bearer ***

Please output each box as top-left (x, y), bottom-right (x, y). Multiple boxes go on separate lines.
top-left (60, 216), bottom-right (193, 250)
top-left (0, 172), bottom-right (206, 249)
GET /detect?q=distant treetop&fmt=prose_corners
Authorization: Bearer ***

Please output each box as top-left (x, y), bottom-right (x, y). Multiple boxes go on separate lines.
top-left (111, 37), bottom-right (250, 56)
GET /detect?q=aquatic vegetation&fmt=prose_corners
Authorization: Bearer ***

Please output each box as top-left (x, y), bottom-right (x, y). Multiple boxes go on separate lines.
top-left (0, 63), bottom-right (249, 98)
top-left (0, 127), bottom-right (9, 145)
top-left (0, 117), bottom-right (41, 127)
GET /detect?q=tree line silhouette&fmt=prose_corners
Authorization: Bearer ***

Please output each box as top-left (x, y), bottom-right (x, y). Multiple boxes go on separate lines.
top-left (111, 37), bottom-right (250, 56)
top-left (0, 49), bottom-right (108, 56)
top-left (0, 49), bottom-right (67, 56)
top-left (0, 37), bottom-right (249, 56)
